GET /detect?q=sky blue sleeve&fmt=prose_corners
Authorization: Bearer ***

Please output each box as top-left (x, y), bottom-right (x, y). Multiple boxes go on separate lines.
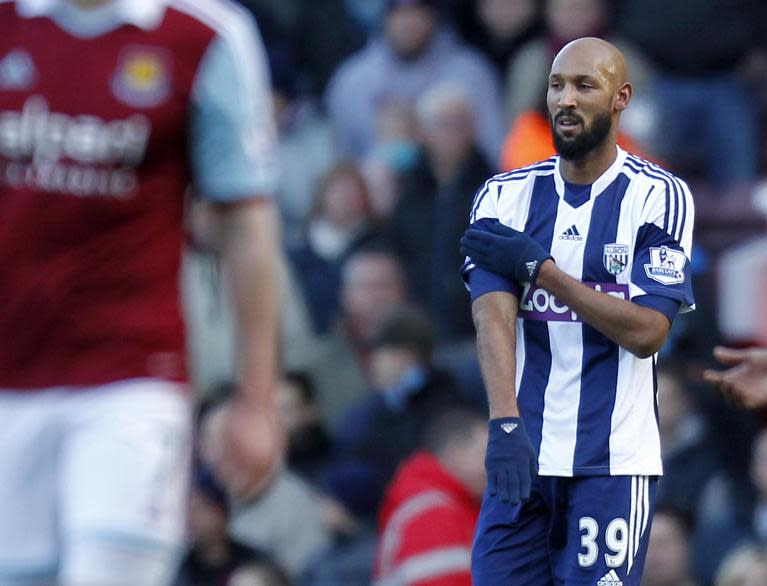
top-left (190, 23), bottom-right (279, 202)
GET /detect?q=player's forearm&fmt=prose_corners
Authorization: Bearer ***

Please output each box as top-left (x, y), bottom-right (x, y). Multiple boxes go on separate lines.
top-left (536, 261), bottom-right (669, 358)
top-left (472, 292), bottom-right (520, 419)
top-left (218, 199), bottom-right (281, 407)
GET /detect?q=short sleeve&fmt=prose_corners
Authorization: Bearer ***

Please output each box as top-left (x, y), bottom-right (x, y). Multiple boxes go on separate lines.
top-left (629, 174), bottom-right (695, 313)
top-left (189, 15), bottom-right (279, 201)
top-left (460, 180), bottom-right (521, 298)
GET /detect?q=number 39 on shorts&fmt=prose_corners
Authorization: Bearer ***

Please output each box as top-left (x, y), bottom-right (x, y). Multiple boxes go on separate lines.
top-left (578, 516), bottom-right (629, 568)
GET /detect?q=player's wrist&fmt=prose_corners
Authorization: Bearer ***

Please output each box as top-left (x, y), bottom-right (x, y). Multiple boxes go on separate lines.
top-left (488, 416), bottom-right (526, 437)
top-left (531, 258), bottom-right (557, 289)
top-left (232, 388), bottom-right (275, 413)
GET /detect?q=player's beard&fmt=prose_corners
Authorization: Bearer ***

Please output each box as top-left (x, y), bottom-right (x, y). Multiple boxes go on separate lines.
top-left (552, 110), bottom-right (612, 161)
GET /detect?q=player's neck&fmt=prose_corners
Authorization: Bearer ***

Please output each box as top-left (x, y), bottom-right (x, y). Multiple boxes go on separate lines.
top-left (559, 140), bottom-right (618, 186)
top-left (67, 0), bottom-right (112, 10)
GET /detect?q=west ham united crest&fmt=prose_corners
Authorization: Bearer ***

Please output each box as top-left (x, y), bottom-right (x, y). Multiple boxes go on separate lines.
top-left (603, 243), bottom-right (629, 276)
top-left (111, 46), bottom-right (172, 108)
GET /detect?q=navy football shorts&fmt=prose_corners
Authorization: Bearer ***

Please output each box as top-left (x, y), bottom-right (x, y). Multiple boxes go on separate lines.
top-left (472, 475), bottom-right (658, 586)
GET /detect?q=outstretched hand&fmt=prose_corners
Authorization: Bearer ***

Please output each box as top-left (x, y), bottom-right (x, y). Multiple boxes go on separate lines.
top-left (461, 220), bottom-right (553, 285)
top-left (704, 346), bottom-right (767, 410)
top-left (201, 396), bottom-right (284, 500)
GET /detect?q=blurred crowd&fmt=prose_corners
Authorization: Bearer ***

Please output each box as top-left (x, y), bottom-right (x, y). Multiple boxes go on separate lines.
top-left (177, 0), bottom-right (767, 585)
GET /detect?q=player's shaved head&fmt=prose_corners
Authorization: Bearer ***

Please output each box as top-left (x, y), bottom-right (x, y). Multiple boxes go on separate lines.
top-left (551, 37), bottom-right (628, 93)
top-left (546, 37), bottom-right (632, 167)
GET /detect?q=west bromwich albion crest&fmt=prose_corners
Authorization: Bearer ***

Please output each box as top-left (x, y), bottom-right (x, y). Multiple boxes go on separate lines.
top-left (603, 243), bottom-right (629, 276)
top-left (111, 46), bottom-right (172, 109)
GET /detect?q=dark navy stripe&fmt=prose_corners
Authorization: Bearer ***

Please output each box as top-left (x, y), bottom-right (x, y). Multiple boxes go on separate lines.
top-left (650, 163), bottom-right (687, 242)
top-left (518, 321), bottom-right (552, 458)
top-left (641, 185), bottom-right (656, 214)
top-left (469, 181), bottom-right (490, 223)
top-left (496, 159), bottom-right (556, 180)
top-left (641, 158), bottom-right (687, 242)
top-left (623, 157), bottom-right (642, 173)
top-left (497, 170), bottom-right (555, 185)
top-left (517, 175), bottom-right (559, 456)
top-left (634, 165), bottom-right (674, 236)
top-left (581, 173), bottom-right (630, 283)
top-left (628, 155), bottom-right (689, 241)
top-left (666, 172), bottom-right (682, 242)
top-left (573, 173), bottom-right (630, 471)
top-left (677, 180), bottom-right (687, 243)
top-left (523, 175), bottom-right (559, 246)
top-left (574, 320), bottom-right (620, 471)
top-left (654, 362), bottom-right (660, 426)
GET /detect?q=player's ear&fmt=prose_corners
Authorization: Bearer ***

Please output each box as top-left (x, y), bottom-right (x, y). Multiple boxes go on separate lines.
top-left (614, 82), bottom-right (632, 112)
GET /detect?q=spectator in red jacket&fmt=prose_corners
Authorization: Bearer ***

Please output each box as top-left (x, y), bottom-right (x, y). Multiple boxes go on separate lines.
top-left (373, 408), bottom-right (487, 586)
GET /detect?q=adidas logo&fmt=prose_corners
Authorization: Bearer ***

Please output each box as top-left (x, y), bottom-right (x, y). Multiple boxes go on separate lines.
top-left (525, 261), bottom-right (538, 277)
top-left (500, 422), bottom-right (518, 433)
top-left (559, 225), bottom-right (583, 241)
top-left (597, 570), bottom-right (623, 586)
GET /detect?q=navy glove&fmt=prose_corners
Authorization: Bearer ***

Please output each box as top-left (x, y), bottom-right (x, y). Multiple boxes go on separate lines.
top-left (460, 220), bottom-right (553, 285)
top-left (485, 417), bottom-right (537, 504)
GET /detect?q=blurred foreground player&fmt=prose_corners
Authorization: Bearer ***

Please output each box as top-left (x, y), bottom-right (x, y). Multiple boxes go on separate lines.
top-left (460, 38), bottom-right (695, 585)
top-left (0, 1), bottom-right (281, 584)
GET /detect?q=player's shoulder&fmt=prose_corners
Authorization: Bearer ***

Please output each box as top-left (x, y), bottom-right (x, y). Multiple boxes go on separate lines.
top-left (621, 152), bottom-right (691, 192)
top-left (492, 157), bottom-right (557, 186)
top-left (164, 0), bottom-right (256, 38)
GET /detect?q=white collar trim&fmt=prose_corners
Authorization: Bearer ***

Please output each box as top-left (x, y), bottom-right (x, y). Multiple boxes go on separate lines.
top-left (554, 146), bottom-right (626, 200)
top-left (16, 0), bottom-right (166, 31)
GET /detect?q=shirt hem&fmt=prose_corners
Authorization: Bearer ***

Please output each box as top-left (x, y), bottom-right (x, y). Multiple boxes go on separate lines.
top-left (538, 466), bottom-right (663, 477)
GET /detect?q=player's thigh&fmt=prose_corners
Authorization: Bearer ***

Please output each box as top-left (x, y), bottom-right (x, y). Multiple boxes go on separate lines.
top-left (58, 380), bottom-right (192, 586)
top-left (472, 479), bottom-right (554, 586)
top-left (553, 475), bottom-right (658, 586)
top-left (0, 392), bottom-right (61, 583)
top-left (61, 540), bottom-right (181, 586)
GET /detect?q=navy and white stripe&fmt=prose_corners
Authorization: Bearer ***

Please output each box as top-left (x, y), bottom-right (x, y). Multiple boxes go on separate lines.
top-left (627, 475), bottom-right (651, 575)
top-left (461, 148), bottom-right (695, 477)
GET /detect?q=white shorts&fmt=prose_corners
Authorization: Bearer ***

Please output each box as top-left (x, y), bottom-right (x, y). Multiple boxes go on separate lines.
top-left (0, 379), bottom-right (192, 586)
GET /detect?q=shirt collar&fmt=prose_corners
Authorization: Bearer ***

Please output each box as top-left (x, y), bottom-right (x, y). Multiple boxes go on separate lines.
top-left (554, 146), bottom-right (627, 201)
top-left (16, 0), bottom-right (166, 31)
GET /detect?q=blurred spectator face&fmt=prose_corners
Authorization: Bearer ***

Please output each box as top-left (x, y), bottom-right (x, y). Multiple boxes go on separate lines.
top-left (369, 346), bottom-right (420, 390)
top-left (316, 165), bottom-right (371, 230)
top-left (545, 0), bottom-right (604, 41)
top-left (384, 4), bottom-right (436, 60)
top-left (741, 559), bottom-right (767, 586)
top-left (369, 102), bottom-right (421, 177)
top-left (418, 92), bottom-right (476, 168)
top-left (340, 252), bottom-right (406, 338)
top-left (445, 421), bottom-right (488, 499)
top-left (657, 371), bottom-right (690, 439)
top-left (478, 0), bottom-right (537, 41)
top-left (275, 378), bottom-right (316, 439)
top-left (187, 488), bottom-right (227, 547)
top-left (362, 158), bottom-right (399, 221)
top-left (750, 430), bottom-right (767, 500)
top-left (229, 563), bottom-right (291, 586)
top-left (642, 511), bottom-right (689, 586)
top-left (715, 547), bottom-right (767, 586)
